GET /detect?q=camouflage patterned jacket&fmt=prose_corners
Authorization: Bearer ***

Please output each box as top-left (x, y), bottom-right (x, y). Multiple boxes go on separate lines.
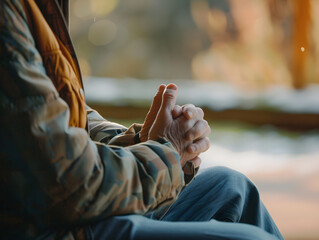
top-left (0, 0), bottom-right (193, 239)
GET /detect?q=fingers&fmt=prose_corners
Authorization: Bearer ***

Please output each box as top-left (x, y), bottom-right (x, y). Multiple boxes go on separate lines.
top-left (187, 137), bottom-right (210, 155)
top-left (148, 84), bottom-right (179, 141)
top-left (146, 84), bottom-right (166, 121)
top-left (183, 157), bottom-right (202, 174)
top-left (185, 119), bottom-right (210, 141)
top-left (153, 85), bottom-right (166, 109)
top-left (158, 83), bottom-right (178, 116)
top-left (140, 84), bottom-right (166, 141)
top-left (189, 156), bottom-right (202, 169)
top-left (177, 106), bottom-right (205, 133)
top-left (172, 105), bottom-right (182, 119)
top-left (182, 104), bottom-right (203, 120)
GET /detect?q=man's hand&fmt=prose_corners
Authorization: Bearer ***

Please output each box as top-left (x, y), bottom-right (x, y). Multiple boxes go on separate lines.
top-left (140, 84), bottom-right (210, 168)
top-left (172, 104), bottom-right (211, 169)
top-left (182, 104), bottom-right (211, 157)
top-left (140, 85), bottom-right (166, 142)
top-left (148, 84), bottom-right (210, 166)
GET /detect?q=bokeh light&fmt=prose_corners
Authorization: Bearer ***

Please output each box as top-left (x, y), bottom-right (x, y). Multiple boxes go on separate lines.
top-left (73, 0), bottom-right (118, 19)
top-left (73, 0), bottom-right (91, 18)
top-left (88, 19), bottom-right (117, 46)
top-left (91, 0), bottom-right (119, 17)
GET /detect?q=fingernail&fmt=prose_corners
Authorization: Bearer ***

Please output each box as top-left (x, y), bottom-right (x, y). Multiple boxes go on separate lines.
top-left (190, 145), bottom-right (196, 153)
top-left (167, 83), bottom-right (177, 90)
top-left (158, 84), bottom-right (165, 91)
top-left (188, 133), bottom-right (193, 140)
top-left (187, 111), bottom-right (193, 119)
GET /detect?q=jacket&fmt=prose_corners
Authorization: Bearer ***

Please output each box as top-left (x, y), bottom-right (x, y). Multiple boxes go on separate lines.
top-left (0, 0), bottom-right (194, 239)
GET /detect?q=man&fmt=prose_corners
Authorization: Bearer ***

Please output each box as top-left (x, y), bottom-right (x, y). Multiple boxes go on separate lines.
top-left (0, 1), bottom-right (284, 239)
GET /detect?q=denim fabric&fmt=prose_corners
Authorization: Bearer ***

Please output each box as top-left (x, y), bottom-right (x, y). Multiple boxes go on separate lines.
top-left (87, 167), bottom-right (285, 240)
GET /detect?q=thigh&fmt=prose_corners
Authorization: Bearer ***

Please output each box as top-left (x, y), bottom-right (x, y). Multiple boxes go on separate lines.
top-left (156, 166), bottom-right (284, 240)
top-left (86, 215), bottom-right (279, 240)
top-left (158, 166), bottom-right (249, 222)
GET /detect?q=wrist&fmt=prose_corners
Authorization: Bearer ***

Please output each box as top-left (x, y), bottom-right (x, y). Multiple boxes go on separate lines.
top-left (134, 132), bottom-right (141, 144)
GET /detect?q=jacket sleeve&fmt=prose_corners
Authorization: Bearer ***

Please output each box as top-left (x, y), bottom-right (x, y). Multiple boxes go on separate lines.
top-left (86, 105), bottom-right (127, 143)
top-left (0, 0), bottom-right (184, 228)
top-left (87, 106), bottom-right (198, 184)
top-left (86, 105), bottom-right (142, 146)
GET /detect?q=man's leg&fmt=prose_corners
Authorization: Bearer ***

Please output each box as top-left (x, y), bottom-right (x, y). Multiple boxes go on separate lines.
top-left (86, 167), bottom-right (284, 240)
top-left (155, 166), bottom-right (284, 239)
top-left (87, 214), bottom-right (279, 240)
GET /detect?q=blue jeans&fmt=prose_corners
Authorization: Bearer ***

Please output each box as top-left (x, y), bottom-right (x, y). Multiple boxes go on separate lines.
top-left (86, 167), bottom-right (284, 240)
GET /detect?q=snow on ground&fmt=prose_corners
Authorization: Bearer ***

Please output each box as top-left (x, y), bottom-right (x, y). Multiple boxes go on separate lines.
top-left (200, 144), bottom-right (318, 174)
top-left (84, 77), bottom-right (319, 113)
top-left (200, 126), bottom-right (319, 174)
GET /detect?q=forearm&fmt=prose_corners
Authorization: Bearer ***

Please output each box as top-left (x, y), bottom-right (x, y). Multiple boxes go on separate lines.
top-left (87, 106), bottom-right (144, 146)
top-left (86, 105), bottom-right (127, 143)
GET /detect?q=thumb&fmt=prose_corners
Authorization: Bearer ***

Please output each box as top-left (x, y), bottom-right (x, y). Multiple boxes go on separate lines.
top-left (144, 84), bottom-right (166, 123)
top-left (159, 83), bottom-right (178, 117)
top-left (147, 84), bottom-right (178, 140)
top-left (140, 85), bottom-right (166, 141)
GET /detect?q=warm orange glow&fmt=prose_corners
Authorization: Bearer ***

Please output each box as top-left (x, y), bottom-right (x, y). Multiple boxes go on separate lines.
top-left (292, 0), bottom-right (311, 89)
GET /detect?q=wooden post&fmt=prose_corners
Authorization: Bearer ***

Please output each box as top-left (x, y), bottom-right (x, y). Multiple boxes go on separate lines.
top-left (292, 0), bottom-right (311, 89)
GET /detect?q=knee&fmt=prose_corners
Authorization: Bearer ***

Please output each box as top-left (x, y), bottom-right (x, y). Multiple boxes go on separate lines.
top-left (198, 166), bottom-right (260, 199)
top-left (199, 166), bottom-right (248, 184)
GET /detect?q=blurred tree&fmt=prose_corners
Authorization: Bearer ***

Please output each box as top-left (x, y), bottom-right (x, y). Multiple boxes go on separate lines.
top-left (191, 0), bottom-right (292, 90)
top-left (70, 0), bottom-right (319, 89)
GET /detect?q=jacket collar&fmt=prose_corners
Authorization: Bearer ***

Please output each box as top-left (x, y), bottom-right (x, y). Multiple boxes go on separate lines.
top-left (57, 0), bottom-right (69, 27)
top-left (35, 0), bottom-right (83, 86)
top-left (36, 0), bottom-right (69, 28)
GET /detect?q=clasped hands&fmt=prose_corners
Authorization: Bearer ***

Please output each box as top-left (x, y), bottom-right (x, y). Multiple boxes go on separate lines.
top-left (140, 84), bottom-right (211, 170)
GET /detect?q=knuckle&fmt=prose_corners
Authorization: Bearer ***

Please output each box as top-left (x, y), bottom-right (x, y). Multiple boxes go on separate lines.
top-left (204, 138), bottom-right (210, 149)
top-left (174, 104), bottom-right (181, 110)
top-left (187, 131), bottom-right (193, 141)
top-left (186, 122), bottom-right (193, 131)
top-left (198, 120), bottom-right (207, 132)
top-left (202, 120), bottom-right (211, 133)
top-left (183, 104), bottom-right (195, 111)
top-left (197, 108), bottom-right (204, 118)
top-left (203, 120), bottom-right (210, 129)
top-left (163, 89), bottom-right (175, 99)
top-left (192, 145), bottom-right (197, 152)
top-left (164, 93), bottom-right (175, 100)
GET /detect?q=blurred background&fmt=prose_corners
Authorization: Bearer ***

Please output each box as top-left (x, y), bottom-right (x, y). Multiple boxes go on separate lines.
top-left (70, 0), bottom-right (319, 239)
